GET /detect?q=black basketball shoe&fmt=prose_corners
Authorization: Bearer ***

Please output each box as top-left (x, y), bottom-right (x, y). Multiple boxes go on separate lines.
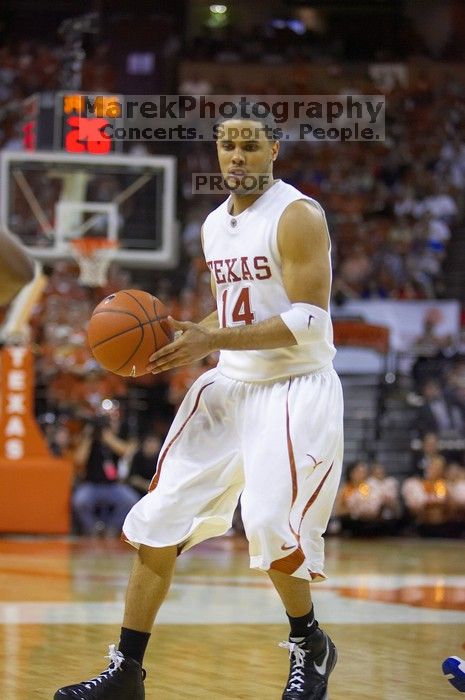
top-left (279, 630), bottom-right (337, 700)
top-left (54, 644), bottom-right (145, 699)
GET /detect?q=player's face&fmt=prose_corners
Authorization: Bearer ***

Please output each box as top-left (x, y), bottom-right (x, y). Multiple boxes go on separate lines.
top-left (216, 119), bottom-right (279, 195)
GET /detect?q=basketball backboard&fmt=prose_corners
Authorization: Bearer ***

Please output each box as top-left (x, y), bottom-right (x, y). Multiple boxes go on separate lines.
top-left (0, 151), bottom-right (178, 268)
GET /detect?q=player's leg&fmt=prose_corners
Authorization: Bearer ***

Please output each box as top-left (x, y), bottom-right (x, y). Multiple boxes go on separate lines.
top-left (241, 368), bottom-right (343, 700)
top-left (54, 543), bottom-right (175, 700)
top-left (123, 543), bottom-right (177, 634)
top-left (266, 567), bottom-right (326, 670)
top-left (55, 370), bottom-right (244, 699)
top-left (268, 569), bottom-right (336, 700)
top-left (267, 568), bottom-right (311, 618)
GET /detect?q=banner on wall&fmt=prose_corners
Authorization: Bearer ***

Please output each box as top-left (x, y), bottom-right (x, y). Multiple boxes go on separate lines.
top-left (0, 346), bottom-right (51, 461)
top-left (332, 300), bottom-right (461, 353)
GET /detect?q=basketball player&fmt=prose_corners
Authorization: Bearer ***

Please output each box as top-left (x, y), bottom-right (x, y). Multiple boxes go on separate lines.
top-left (55, 111), bottom-right (344, 700)
top-left (0, 227), bottom-right (35, 305)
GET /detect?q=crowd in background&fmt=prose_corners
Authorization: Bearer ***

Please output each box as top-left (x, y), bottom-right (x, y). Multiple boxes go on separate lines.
top-left (2, 38), bottom-right (465, 303)
top-left (332, 452), bottom-right (465, 538)
top-left (178, 71), bottom-right (465, 306)
top-left (1, 25), bottom-right (465, 537)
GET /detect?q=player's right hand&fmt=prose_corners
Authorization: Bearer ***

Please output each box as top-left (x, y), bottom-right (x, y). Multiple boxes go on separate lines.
top-left (146, 317), bottom-right (216, 374)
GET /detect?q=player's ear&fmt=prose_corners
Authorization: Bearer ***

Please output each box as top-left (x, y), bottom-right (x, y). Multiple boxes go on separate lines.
top-left (271, 140), bottom-right (279, 161)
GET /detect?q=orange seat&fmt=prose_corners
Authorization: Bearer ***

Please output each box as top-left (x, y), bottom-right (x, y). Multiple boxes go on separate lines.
top-left (333, 320), bottom-right (390, 354)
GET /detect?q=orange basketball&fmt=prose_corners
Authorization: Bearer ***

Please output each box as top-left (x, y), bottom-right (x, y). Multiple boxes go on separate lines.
top-left (87, 289), bottom-right (174, 377)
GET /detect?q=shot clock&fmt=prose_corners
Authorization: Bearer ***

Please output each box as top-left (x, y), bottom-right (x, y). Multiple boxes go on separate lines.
top-left (58, 93), bottom-right (123, 154)
top-left (22, 92), bottom-right (124, 154)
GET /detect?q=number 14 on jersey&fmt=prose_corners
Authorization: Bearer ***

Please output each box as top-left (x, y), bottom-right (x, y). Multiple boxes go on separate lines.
top-left (220, 287), bottom-right (255, 327)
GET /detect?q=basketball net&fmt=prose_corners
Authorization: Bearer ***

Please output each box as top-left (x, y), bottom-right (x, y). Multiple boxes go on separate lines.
top-left (69, 238), bottom-right (119, 287)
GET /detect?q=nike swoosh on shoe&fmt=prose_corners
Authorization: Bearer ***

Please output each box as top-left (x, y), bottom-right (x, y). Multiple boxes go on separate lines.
top-left (313, 641), bottom-right (330, 676)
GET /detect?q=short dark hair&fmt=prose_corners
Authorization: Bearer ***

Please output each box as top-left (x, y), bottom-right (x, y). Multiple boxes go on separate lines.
top-left (215, 101), bottom-right (278, 141)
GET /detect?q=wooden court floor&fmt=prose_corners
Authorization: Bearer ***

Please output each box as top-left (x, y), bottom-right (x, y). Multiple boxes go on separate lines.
top-left (0, 534), bottom-right (464, 699)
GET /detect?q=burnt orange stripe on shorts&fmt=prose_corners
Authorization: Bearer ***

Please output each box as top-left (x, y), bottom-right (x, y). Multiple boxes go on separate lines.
top-left (148, 380), bottom-right (215, 492)
top-left (297, 462), bottom-right (333, 535)
top-left (285, 378), bottom-right (300, 541)
top-left (271, 547), bottom-right (305, 575)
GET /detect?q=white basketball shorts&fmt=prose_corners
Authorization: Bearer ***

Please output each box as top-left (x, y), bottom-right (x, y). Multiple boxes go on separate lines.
top-left (123, 365), bottom-right (344, 581)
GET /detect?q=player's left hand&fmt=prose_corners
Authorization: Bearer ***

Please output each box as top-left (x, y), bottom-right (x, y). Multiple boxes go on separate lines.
top-left (146, 317), bottom-right (216, 374)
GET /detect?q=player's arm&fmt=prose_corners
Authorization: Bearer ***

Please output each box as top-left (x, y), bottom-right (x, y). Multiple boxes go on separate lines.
top-left (146, 201), bottom-right (330, 373)
top-left (0, 228), bottom-right (35, 305)
top-left (199, 310), bottom-right (219, 329)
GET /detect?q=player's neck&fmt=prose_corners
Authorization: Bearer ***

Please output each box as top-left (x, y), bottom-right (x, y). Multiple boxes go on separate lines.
top-left (230, 178), bottom-right (277, 215)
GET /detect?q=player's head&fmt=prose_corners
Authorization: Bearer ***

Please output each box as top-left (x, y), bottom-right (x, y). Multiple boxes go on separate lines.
top-left (346, 460), bottom-right (369, 484)
top-left (215, 106), bottom-right (279, 195)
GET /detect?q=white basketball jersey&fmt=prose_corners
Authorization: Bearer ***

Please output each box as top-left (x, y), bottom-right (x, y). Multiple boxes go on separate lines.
top-left (202, 179), bottom-right (336, 382)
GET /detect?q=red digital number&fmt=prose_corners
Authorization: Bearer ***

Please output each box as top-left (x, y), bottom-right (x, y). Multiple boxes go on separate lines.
top-left (23, 121), bottom-right (36, 150)
top-left (65, 116), bottom-right (112, 154)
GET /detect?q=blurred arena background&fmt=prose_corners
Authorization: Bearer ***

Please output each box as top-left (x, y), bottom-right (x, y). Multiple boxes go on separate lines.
top-left (0, 1), bottom-right (464, 698)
